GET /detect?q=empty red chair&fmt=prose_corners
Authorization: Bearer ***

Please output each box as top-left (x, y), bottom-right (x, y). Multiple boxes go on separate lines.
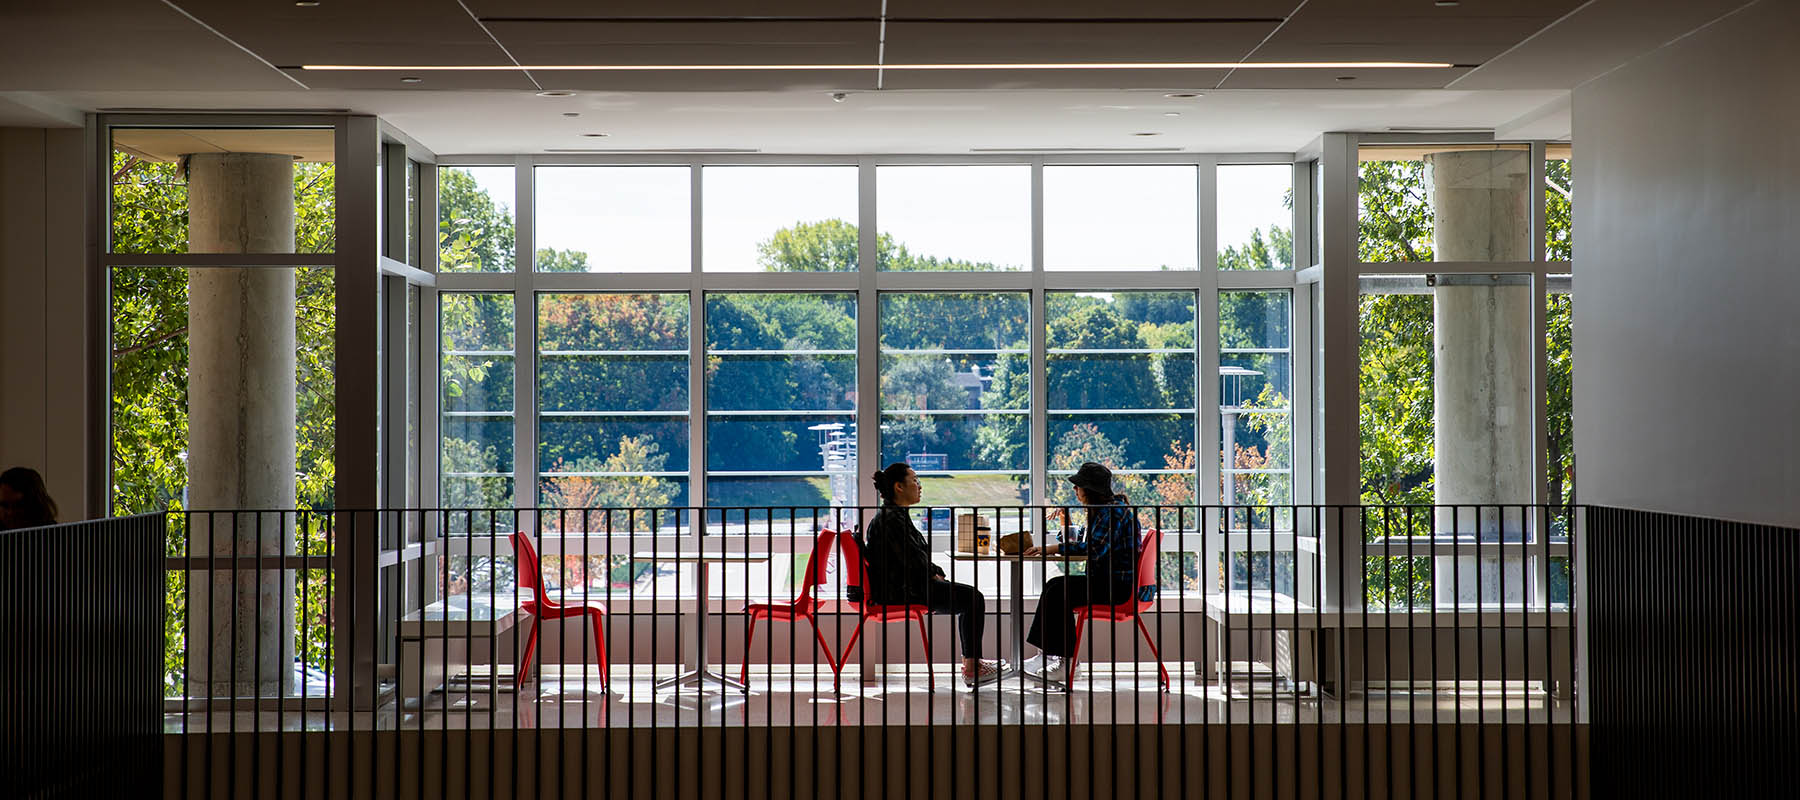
top-left (740, 528), bottom-right (841, 683)
top-left (1066, 528), bottom-right (1171, 692)
top-left (511, 531), bottom-right (610, 691)
top-left (835, 530), bottom-right (938, 692)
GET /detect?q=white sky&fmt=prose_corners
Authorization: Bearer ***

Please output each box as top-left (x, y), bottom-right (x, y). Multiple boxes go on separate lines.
top-left (458, 163), bottom-right (1290, 272)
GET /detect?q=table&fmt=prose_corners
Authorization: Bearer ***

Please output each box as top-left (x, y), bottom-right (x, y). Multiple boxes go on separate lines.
top-left (632, 550), bottom-right (771, 694)
top-left (397, 593), bottom-right (520, 701)
top-left (948, 551), bottom-right (1085, 681)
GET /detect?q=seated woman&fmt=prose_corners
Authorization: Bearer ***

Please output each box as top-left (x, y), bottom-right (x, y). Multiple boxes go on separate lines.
top-left (861, 462), bottom-right (1009, 688)
top-left (1022, 461), bottom-right (1142, 683)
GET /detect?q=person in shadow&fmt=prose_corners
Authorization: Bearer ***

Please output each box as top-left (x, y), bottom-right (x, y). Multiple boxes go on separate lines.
top-left (0, 467), bottom-right (59, 529)
top-left (1021, 461), bottom-right (1142, 683)
top-left (860, 462), bottom-right (1010, 688)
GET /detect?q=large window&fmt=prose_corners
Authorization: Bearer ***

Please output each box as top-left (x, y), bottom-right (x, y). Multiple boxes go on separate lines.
top-left (536, 293), bottom-right (690, 528)
top-left (703, 166), bottom-right (858, 272)
top-left (1044, 166), bottom-right (1197, 270)
top-left (876, 165), bottom-right (1030, 271)
top-left (878, 292), bottom-right (1030, 512)
top-left (438, 166), bottom-right (514, 273)
top-left (535, 166), bottom-right (689, 273)
top-left (1218, 164), bottom-right (1293, 270)
top-left (1045, 292), bottom-right (1198, 507)
top-left (439, 293), bottom-right (515, 510)
top-left (705, 292), bottom-right (858, 521)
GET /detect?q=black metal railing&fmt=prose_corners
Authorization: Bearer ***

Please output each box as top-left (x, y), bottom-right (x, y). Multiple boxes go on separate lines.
top-left (1589, 506), bottom-right (1796, 796)
top-left (3, 513), bottom-right (164, 799)
top-left (150, 503), bottom-right (1582, 798)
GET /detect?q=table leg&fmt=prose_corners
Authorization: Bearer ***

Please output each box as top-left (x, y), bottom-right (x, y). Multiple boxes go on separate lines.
top-left (655, 559), bottom-right (750, 694)
top-left (1010, 558), bottom-right (1026, 672)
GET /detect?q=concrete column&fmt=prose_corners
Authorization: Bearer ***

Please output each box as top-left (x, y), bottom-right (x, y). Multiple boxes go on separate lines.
top-left (184, 152), bottom-right (297, 697)
top-left (1426, 149), bottom-right (1532, 606)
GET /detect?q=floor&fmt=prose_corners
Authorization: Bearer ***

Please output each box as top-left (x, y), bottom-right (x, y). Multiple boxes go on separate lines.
top-left (164, 664), bottom-right (1574, 733)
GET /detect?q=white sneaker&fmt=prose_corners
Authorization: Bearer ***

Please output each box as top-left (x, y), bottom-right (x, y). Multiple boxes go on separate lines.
top-left (1038, 656), bottom-right (1069, 684)
top-left (1021, 654), bottom-right (1049, 677)
top-left (963, 659), bottom-right (1010, 689)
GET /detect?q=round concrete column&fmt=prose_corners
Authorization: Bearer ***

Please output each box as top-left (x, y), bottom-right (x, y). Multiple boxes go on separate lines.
top-left (1426, 149), bottom-right (1531, 606)
top-left (184, 152), bottom-right (297, 697)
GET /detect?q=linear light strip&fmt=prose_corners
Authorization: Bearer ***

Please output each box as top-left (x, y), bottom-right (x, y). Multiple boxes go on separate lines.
top-left (301, 61), bottom-right (1451, 71)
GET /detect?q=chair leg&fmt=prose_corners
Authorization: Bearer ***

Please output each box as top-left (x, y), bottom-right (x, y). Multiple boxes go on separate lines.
top-left (517, 618), bottom-right (541, 690)
top-left (590, 611), bottom-right (610, 692)
top-left (836, 618), bottom-right (868, 691)
top-left (740, 613), bottom-right (760, 684)
top-left (804, 614), bottom-right (840, 676)
top-left (1134, 615), bottom-right (1170, 693)
top-left (915, 616), bottom-right (934, 693)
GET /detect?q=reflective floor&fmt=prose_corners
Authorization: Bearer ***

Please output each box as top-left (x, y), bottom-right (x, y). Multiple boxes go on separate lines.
top-left (164, 664), bottom-right (1575, 733)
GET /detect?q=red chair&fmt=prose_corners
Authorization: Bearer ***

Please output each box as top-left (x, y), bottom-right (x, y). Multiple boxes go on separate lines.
top-left (1066, 528), bottom-right (1171, 693)
top-left (511, 531), bottom-right (610, 691)
top-left (739, 528), bottom-right (842, 683)
top-left (835, 531), bottom-right (938, 692)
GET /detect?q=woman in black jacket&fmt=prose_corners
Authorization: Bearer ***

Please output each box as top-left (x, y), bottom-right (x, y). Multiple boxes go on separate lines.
top-left (861, 462), bottom-right (1009, 688)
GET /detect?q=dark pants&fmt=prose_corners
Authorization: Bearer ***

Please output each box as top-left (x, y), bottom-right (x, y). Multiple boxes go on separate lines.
top-left (923, 579), bottom-right (986, 659)
top-left (1026, 574), bottom-right (1134, 657)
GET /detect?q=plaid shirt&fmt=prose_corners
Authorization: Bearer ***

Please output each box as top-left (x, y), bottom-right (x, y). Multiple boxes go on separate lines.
top-left (1061, 498), bottom-right (1142, 588)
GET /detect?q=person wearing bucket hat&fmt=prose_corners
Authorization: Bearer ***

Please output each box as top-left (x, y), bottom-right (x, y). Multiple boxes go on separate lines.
top-left (1020, 461), bottom-right (1143, 683)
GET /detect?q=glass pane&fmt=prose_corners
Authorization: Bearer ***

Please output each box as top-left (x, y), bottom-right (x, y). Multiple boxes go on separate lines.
top-left (1221, 291), bottom-right (1294, 514)
top-left (534, 166), bottom-right (690, 272)
top-left (437, 166), bottom-right (515, 272)
top-left (110, 127), bottom-right (335, 255)
top-left (440, 293), bottom-right (515, 508)
top-left (109, 266), bottom-right (336, 515)
top-left (536, 293), bottom-right (690, 511)
top-left (1545, 153), bottom-right (1572, 261)
top-left (1044, 166), bottom-right (1196, 270)
top-left (879, 292), bottom-right (1030, 351)
top-left (1358, 145), bottom-right (1532, 263)
top-left (1548, 291), bottom-right (1574, 505)
top-left (1358, 286), bottom-right (1433, 504)
top-left (1046, 415), bottom-right (1196, 500)
top-left (1217, 164), bottom-right (1293, 270)
top-left (703, 166), bottom-right (858, 272)
top-left (876, 165), bottom-right (1029, 271)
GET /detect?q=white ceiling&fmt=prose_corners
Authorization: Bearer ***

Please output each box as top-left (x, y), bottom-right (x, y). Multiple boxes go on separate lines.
top-left (0, 0), bottom-right (1755, 154)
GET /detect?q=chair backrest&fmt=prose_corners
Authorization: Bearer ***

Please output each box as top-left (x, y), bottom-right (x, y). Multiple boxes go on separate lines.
top-left (794, 528), bottom-right (839, 603)
top-left (1133, 528), bottom-right (1163, 612)
top-left (509, 531), bottom-right (550, 607)
top-left (835, 529), bottom-right (868, 609)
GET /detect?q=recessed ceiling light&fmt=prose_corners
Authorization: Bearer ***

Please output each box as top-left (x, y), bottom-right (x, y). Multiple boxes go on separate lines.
top-left (1435, 1), bottom-right (1460, 6)
top-left (303, 60), bottom-right (1454, 72)
top-left (562, 112), bottom-right (581, 118)
top-left (1336, 76), bottom-right (1357, 82)
top-left (1133, 132), bottom-right (1161, 137)
top-left (1163, 112), bottom-right (1181, 118)
top-left (294, 1), bottom-right (320, 6)
top-left (400, 76), bottom-right (423, 84)
top-left (581, 132), bottom-right (609, 138)
top-left (1163, 92), bottom-right (1202, 99)
top-left (535, 90), bottom-right (576, 98)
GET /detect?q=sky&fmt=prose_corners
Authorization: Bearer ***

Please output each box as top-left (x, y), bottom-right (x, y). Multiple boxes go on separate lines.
top-left (459, 162), bottom-right (1292, 272)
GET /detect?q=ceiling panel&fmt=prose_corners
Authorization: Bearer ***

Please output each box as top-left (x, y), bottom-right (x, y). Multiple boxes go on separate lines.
top-left (486, 20), bottom-right (875, 65)
top-left (1249, 0), bottom-right (1584, 64)
top-left (1218, 66), bottom-right (1473, 90)
top-left (465, 1), bottom-right (882, 17)
top-left (0, 0), bottom-right (300, 91)
top-left (280, 69), bottom-right (539, 92)
top-left (883, 21), bottom-right (1277, 63)
top-left (173, 0), bottom-right (513, 67)
top-left (887, 0), bottom-right (1297, 20)
top-left (1451, 0), bottom-right (1747, 89)
top-left (882, 68), bottom-right (1235, 91)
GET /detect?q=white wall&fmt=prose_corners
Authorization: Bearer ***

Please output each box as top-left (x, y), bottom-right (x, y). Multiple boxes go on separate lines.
top-left (0, 127), bottom-right (91, 519)
top-left (1573, 0), bottom-right (1800, 528)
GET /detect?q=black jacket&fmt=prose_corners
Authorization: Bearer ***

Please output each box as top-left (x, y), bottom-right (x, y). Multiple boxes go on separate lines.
top-left (858, 504), bottom-right (944, 605)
